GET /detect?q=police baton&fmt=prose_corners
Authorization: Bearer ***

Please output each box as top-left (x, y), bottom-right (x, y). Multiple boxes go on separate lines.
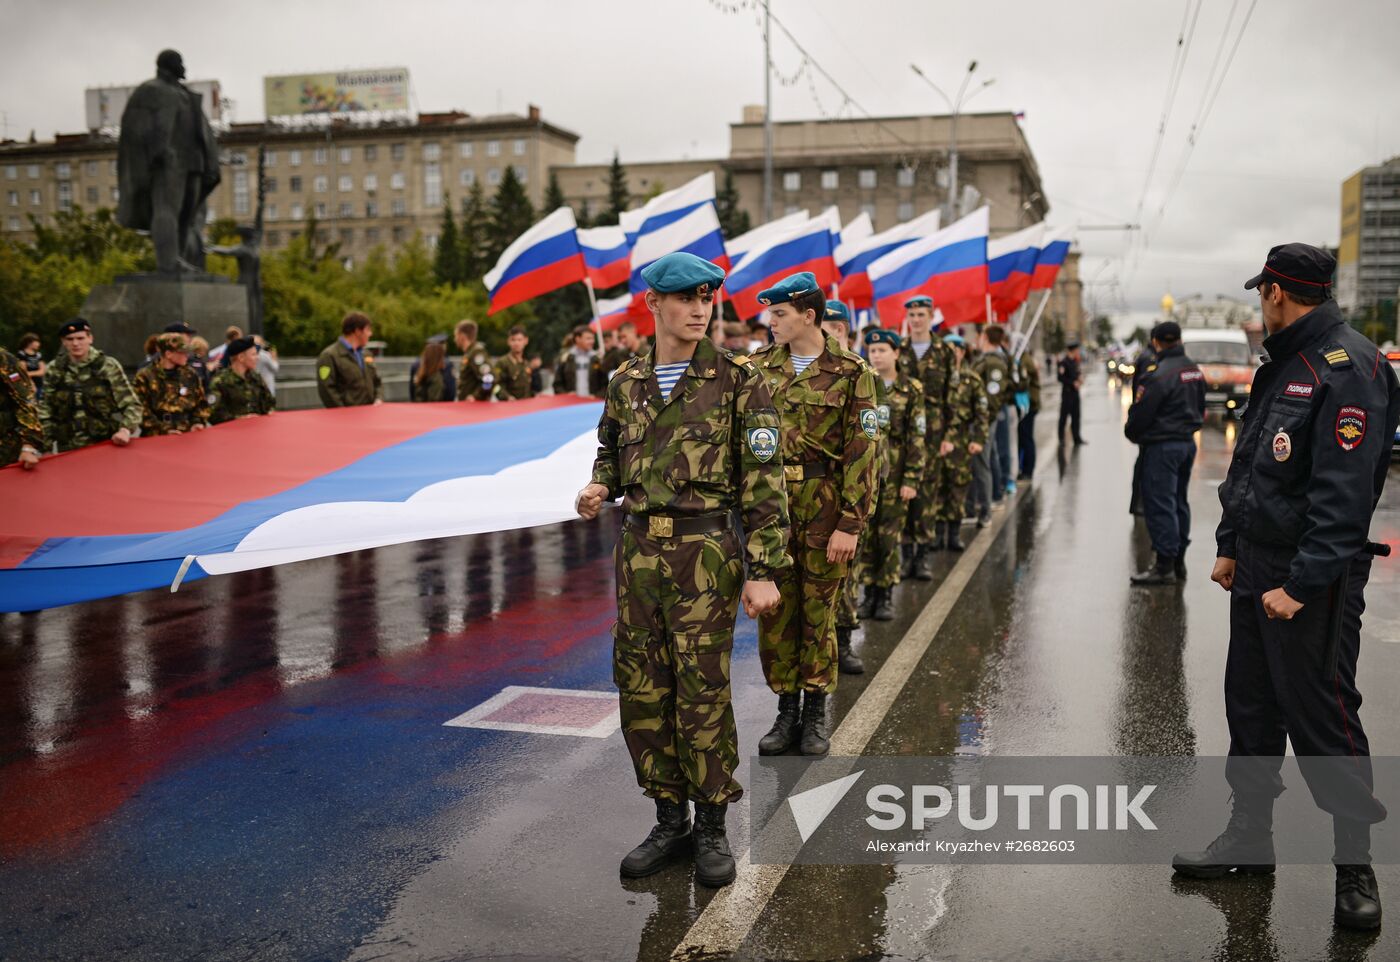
top-left (1325, 541), bottom-right (1392, 680)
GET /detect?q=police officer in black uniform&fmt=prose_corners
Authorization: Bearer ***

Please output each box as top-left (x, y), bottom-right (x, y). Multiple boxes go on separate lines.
top-left (1057, 341), bottom-right (1087, 445)
top-left (1126, 321), bottom-right (1205, 585)
top-left (1128, 342), bottom-right (1158, 517)
top-left (1172, 244), bottom-right (1400, 931)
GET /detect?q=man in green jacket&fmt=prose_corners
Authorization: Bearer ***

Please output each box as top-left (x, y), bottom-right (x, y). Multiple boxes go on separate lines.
top-left (41, 318), bottom-right (142, 452)
top-left (209, 336), bottom-right (276, 423)
top-left (317, 311), bottom-right (383, 408)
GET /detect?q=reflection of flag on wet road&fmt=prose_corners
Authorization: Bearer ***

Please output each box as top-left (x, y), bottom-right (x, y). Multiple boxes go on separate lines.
top-left (0, 397), bottom-right (602, 612)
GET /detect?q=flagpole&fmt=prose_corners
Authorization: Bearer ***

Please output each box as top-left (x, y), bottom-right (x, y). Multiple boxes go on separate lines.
top-left (985, 292), bottom-right (993, 325)
top-left (584, 276), bottom-right (602, 342)
top-left (1013, 290), bottom-right (1052, 363)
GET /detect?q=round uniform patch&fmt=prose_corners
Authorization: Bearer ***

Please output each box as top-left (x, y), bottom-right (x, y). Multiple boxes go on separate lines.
top-left (915, 412), bottom-right (927, 435)
top-left (876, 404), bottom-right (891, 429)
top-left (1272, 431), bottom-right (1292, 462)
top-left (1336, 406), bottom-right (1367, 450)
top-left (747, 426), bottom-right (778, 463)
top-left (987, 380), bottom-right (1002, 396)
top-left (318, 365), bottom-right (332, 380)
top-left (860, 408), bottom-right (880, 439)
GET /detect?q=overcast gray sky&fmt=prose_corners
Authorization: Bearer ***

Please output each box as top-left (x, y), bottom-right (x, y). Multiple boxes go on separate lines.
top-left (3, 0), bottom-right (1398, 330)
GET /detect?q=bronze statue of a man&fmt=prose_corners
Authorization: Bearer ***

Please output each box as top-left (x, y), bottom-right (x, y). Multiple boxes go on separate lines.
top-left (117, 49), bottom-right (221, 274)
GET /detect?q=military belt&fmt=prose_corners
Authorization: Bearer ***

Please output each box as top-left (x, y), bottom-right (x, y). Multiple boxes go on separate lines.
top-left (625, 513), bottom-right (732, 539)
top-left (783, 461), bottom-right (830, 483)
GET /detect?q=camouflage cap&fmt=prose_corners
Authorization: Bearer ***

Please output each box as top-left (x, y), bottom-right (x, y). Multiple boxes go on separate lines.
top-left (156, 332), bottom-right (189, 353)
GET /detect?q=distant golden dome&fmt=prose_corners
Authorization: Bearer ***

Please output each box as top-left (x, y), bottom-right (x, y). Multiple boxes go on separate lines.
top-left (1161, 293), bottom-right (1175, 314)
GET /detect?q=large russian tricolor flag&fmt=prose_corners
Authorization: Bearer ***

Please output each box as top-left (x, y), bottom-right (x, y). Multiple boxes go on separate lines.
top-left (621, 172), bottom-right (720, 247)
top-left (869, 207), bottom-right (990, 327)
top-left (835, 209), bottom-right (942, 311)
top-left (594, 292), bottom-right (634, 332)
top-left (627, 178), bottom-right (729, 300)
top-left (726, 210), bottom-right (840, 320)
top-left (1031, 227), bottom-right (1072, 290)
top-left (0, 399), bottom-right (602, 612)
top-left (725, 209), bottom-right (809, 265)
top-left (576, 224), bottom-right (630, 290)
top-left (839, 210), bottom-right (874, 250)
top-left (484, 207), bottom-right (587, 314)
top-left (988, 223), bottom-right (1044, 321)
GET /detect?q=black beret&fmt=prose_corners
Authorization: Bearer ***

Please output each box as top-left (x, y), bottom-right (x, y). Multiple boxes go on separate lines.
top-left (163, 321), bottom-right (197, 335)
top-left (58, 317), bottom-right (92, 337)
top-left (225, 335), bottom-right (258, 358)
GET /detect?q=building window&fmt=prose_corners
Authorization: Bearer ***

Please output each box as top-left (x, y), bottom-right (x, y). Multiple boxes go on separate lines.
top-left (84, 160), bottom-right (98, 178)
top-left (85, 186), bottom-right (97, 204)
top-left (206, 206), bottom-right (217, 224)
top-left (264, 150), bottom-right (277, 168)
top-left (487, 140), bottom-right (500, 157)
top-left (392, 226), bottom-right (405, 243)
top-left (423, 142), bottom-right (441, 161)
top-left (424, 163), bottom-right (442, 206)
top-left (265, 204), bottom-right (278, 221)
top-left (339, 228), bottom-right (354, 245)
top-left (289, 150), bottom-right (302, 167)
top-left (3, 166), bottom-right (15, 180)
top-left (390, 171), bottom-right (405, 190)
top-left (315, 228), bottom-right (328, 243)
top-left (29, 189), bottom-right (41, 205)
top-left (289, 176), bottom-right (302, 193)
top-left (459, 168), bottom-right (475, 187)
top-left (338, 147), bottom-right (352, 165)
top-left (513, 165), bottom-right (528, 184)
top-left (487, 167), bottom-right (501, 186)
top-left (365, 227), bottom-right (380, 243)
top-left (784, 204), bottom-right (801, 216)
top-left (392, 198), bottom-right (407, 216)
top-left (363, 173), bottom-right (378, 191)
top-left (897, 201), bottom-right (914, 222)
top-left (338, 202), bottom-right (353, 217)
top-left (230, 150), bottom-right (247, 167)
top-left (233, 171), bottom-right (250, 215)
top-left (313, 175), bottom-right (328, 193)
top-left (513, 139), bottom-right (526, 156)
top-left (338, 174), bottom-right (353, 192)
top-left (56, 162), bottom-right (71, 179)
top-left (858, 169), bottom-right (877, 189)
top-left (364, 145), bottom-right (377, 162)
top-left (896, 166), bottom-right (915, 188)
top-left (5, 191), bottom-right (15, 206)
top-left (265, 177), bottom-right (278, 193)
top-left (390, 143), bottom-right (405, 161)
top-left (782, 171), bottom-right (800, 192)
top-left (265, 230), bottom-right (280, 247)
top-left (860, 202), bottom-right (876, 225)
top-left (314, 202), bottom-right (327, 218)
top-left (458, 141), bottom-right (473, 158)
top-left (821, 170), bottom-right (838, 190)
top-left (365, 201), bottom-right (378, 217)
top-left (313, 147), bottom-right (328, 165)
top-left (6, 216), bottom-right (19, 231)
top-left (110, 186), bottom-right (119, 202)
top-left (56, 182), bottom-right (71, 211)
top-left (290, 202), bottom-right (304, 220)
top-left (26, 164), bottom-right (39, 179)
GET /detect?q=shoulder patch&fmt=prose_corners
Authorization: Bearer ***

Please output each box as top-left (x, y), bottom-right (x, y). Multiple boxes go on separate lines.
top-left (1145, 364), bottom-right (1158, 374)
top-left (1179, 369), bottom-right (1204, 383)
top-left (1321, 344), bottom-right (1352, 369)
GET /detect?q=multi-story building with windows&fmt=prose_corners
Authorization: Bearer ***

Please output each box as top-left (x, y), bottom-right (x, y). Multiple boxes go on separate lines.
top-left (1337, 157), bottom-right (1400, 325)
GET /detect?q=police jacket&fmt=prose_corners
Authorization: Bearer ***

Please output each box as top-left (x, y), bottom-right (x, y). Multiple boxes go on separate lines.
top-left (1216, 300), bottom-right (1400, 602)
top-left (1124, 345), bottom-right (1205, 445)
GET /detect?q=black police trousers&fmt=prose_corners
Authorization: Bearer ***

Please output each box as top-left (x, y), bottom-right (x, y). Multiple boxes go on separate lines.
top-left (1140, 440), bottom-right (1194, 558)
top-left (1224, 538), bottom-right (1385, 825)
top-left (1058, 390), bottom-right (1082, 443)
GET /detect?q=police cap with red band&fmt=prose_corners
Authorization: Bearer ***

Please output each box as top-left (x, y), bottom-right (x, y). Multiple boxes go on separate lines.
top-left (1244, 243), bottom-right (1336, 298)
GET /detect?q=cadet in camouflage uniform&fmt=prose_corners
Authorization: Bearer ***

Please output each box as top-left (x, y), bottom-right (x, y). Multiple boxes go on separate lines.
top-left (933, 333), bottom-right (989, 551)
top-left (0, 348), bottom-right (44, 469)
top-left (317, 312), bottom-right (383, 408)
top-left (753, 272), bottom-right (879, 758)
top-left (132, 333), bottom-right (211, 435)
top-left (208, 336), bottom-right (275, 424)
top-left (493, 325), bottom-right (535, 400)
top-left (858, 327), bottom-right (926, 617)
top-left (1014, 339), bottom-right (1042, 480)
top-left (42, 318), bottom-right (142, 453)
top-left (601, 321), bottom-right (648, 381)
top-left (552, 324), bottom-right (607, 397)
top-left (576, 252), bottom-right (788, 889)
top-left (970, 325), bottom-right (1013, 524)
top-left (897, 296), bottom-right (952, 576)
top-left (453, 319), bottom-right (495, 401)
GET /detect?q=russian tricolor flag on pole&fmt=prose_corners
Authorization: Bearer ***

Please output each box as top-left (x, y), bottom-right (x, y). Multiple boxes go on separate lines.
top-left (621, 172), bottom-right (722, 248)
top-left (626, 175), bottom-right (729, 299)
top-left (1031, 227), bottom-right (1072, 290)
top-left (484, 207), bottom-right (587, 314)
top-left (726, 210), bottom-right (840, 320)
top-left (594, 292), bottom-right (634, 332)
top-left (835, 209), bottom-right (942, 311)
top-left (988, 223), bottom-right (1044, 320)
top-left (838, 210), bottom-right (873, 250)
top-left (869, 207), bottom-right (990, 327)
top-left (725, 209), bottom-right (809, 265)
top-left (577, 224), bottom-right (630, 290)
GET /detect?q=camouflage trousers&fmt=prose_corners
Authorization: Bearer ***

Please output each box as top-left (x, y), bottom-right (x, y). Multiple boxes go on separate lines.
top-left (903, 443), bottom-right (945, 547)
top-left (759, 478), bottom-right (846, 695)
top-left (613, 524), bottom-right (744, 805)
top-left (934, 448), bottom-right (976, 522)
top-left (860, 477), bottom-right (910, 588)
top-left (836, 562), bottom-right (860, 629)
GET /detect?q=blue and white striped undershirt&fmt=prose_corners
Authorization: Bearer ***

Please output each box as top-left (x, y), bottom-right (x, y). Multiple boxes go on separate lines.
top-left (653, 361), bottom-right (690, 398)
top-left (791, 354), bottom-right (818, 375)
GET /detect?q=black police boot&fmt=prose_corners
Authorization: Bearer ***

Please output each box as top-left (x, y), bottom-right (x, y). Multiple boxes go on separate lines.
top-left (757, 692), bottom-right (802, 755)
top-left (946, 523), bottom-right (966, 552)
top-left (799, 691), bottom-right (831, 756)
top-left (856, 586), bottom-right (878, 620)
top-left (873, 585), bottom-right (895, 621)
top-left (1130, 554), bottom-right (1178, 586)
top-left (900, 543), bottom-right (915, 578)
top-left (1174, 554), bottom-right (1188, 580)
top-left (1172, 795), bottom-right (1275, 879)
top-left (620, 797), bottom-right (691, 878)
top-left (1334, 818), bottom-right (1382, 930)
top-left (837, 626), bottom-right (865, 675)
top-left (692, 802), bottom-right (736, 888)
top-left (912, 545), bottom-right (935, 581)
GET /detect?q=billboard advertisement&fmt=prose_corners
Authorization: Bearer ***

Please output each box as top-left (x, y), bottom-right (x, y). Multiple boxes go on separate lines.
top-left (263, 68), bottom-right (410, 117)
top-left (85, 80), bottom-right (223, 130)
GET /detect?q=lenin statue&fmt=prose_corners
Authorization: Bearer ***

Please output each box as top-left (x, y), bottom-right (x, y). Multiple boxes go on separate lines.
top-left (116, 49), bottom-right (221, 274)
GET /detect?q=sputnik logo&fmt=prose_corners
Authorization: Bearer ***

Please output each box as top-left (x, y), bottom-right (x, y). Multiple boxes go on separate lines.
top-left (787, 770), bottom-right (865, 842)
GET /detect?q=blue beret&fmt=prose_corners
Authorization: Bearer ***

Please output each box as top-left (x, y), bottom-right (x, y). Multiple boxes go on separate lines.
top-left (863, 327), bottom-right (901, 349)
top-left (823, 299), bottom-right (851, 325)
top-left (757, 271), bottom-right (820, 307)
top-left (640, 252), bottom-right (726, 294)
top-left (942, 333), bottom-right (966, 347)
top-left (903, 295), bottom-right (933, 310)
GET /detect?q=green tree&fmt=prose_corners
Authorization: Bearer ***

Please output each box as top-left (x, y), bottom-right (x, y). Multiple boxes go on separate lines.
top-left (590, 151), bottom-right (630, 227)
top-left (486, 166), bottom-right (535, 265)
top-left (535, 172), bottom-right (590, 354)
top-left (544, 172), bottom-right (568, 216)
top-left (716, 168), bottom-right (750, 239)
top-left (459, 180), bottom-right (490, 280)
top-left (434, 196), bottom-right (462, 287)
top-left (1089, 314), bottom-right (1113, 347)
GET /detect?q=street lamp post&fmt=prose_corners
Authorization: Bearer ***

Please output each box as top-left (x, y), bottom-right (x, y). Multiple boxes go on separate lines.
top-left (911, 61), bottom-right (994, 221)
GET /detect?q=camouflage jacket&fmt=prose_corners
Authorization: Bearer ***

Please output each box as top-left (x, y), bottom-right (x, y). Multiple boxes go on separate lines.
top-left (1018, 352), bottom-right (1042, 413)
top-left (601, 343), bottom-right (646, 382)
top-left (973, 349), bottom-right (1014, 408)
top-left (456, 344), bottom-right (495, 401)
top-left (493, 354), bottom-right (534, 400)
top-left (0, 348), bottom-right (44, 464)
top-left (316, 340), bottom-right (382, 408)
top-left (754, 333), bottom-right (880, 537)
top-left (209, 367), bottom-right (275, 424)
top-left (132, 363), bottom-right (211, 435)
top-left (590, 336), bottom-right (791, 581)
top-left (553, 348), bottom-right (607, 398)
top-left (899, 336), bottom-right (954, 439)
top-left (41, 348), bottom-right (143, 452)
top-left (875, 372), bottom-right (927, 489)
top-left (943, 363), bottom-right (990, 450)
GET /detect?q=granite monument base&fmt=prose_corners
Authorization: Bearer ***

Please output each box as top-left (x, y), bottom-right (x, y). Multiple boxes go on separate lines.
top-left (81, 274), bottom-right (249, 369)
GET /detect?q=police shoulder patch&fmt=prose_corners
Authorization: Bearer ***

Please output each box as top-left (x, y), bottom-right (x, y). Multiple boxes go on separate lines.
top-left (1336, 405), bottom-right (1367, 450)
top-left (746, 425), bottom-right (778, 463)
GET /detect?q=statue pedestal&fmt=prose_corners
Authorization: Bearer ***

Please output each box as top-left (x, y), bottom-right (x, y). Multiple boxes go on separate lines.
top-left (82, 274), bottom-right (250, 369)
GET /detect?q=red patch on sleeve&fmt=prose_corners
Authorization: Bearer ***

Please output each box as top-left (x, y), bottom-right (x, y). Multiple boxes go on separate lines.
top-left (1335, 406), bottom-right (1367, 451)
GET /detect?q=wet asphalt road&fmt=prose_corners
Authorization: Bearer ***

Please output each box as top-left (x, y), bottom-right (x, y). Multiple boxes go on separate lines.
top-left (2, 369), bottom-right (1398, 962)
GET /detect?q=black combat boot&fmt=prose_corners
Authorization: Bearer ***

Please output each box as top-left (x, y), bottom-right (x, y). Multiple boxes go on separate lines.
top-left (873, 585), bottom-right (895, 621)
top-left (1130, 554), bottom-right (1178, 586)
top-left (799, 691), bottom-right (830, 756)
top-left (900, 543), bottom-right (915, 578)
top-left (1174, 554), bottom-right (1188, 580)
top-left (1334, 818), bottom-right (1382, 930)
top-left (946, 523), bottom-right (966, 552)
top-left (1172, 795), bottom-right (1276, 878)
top-left (856, 585), bottom-right (878, 620)
top-left (620, 797), bottom-right (691, 878)
top-left (757, 692), bottom-right (802, 755)
top-left (837, 626), bottom-right (865, 675)
top-left (930, 523), bottom-right (948, 551)
top-left (692, 802), bottom-right (736, 887)
top-left (912, 545), bottom-right (935, 581)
